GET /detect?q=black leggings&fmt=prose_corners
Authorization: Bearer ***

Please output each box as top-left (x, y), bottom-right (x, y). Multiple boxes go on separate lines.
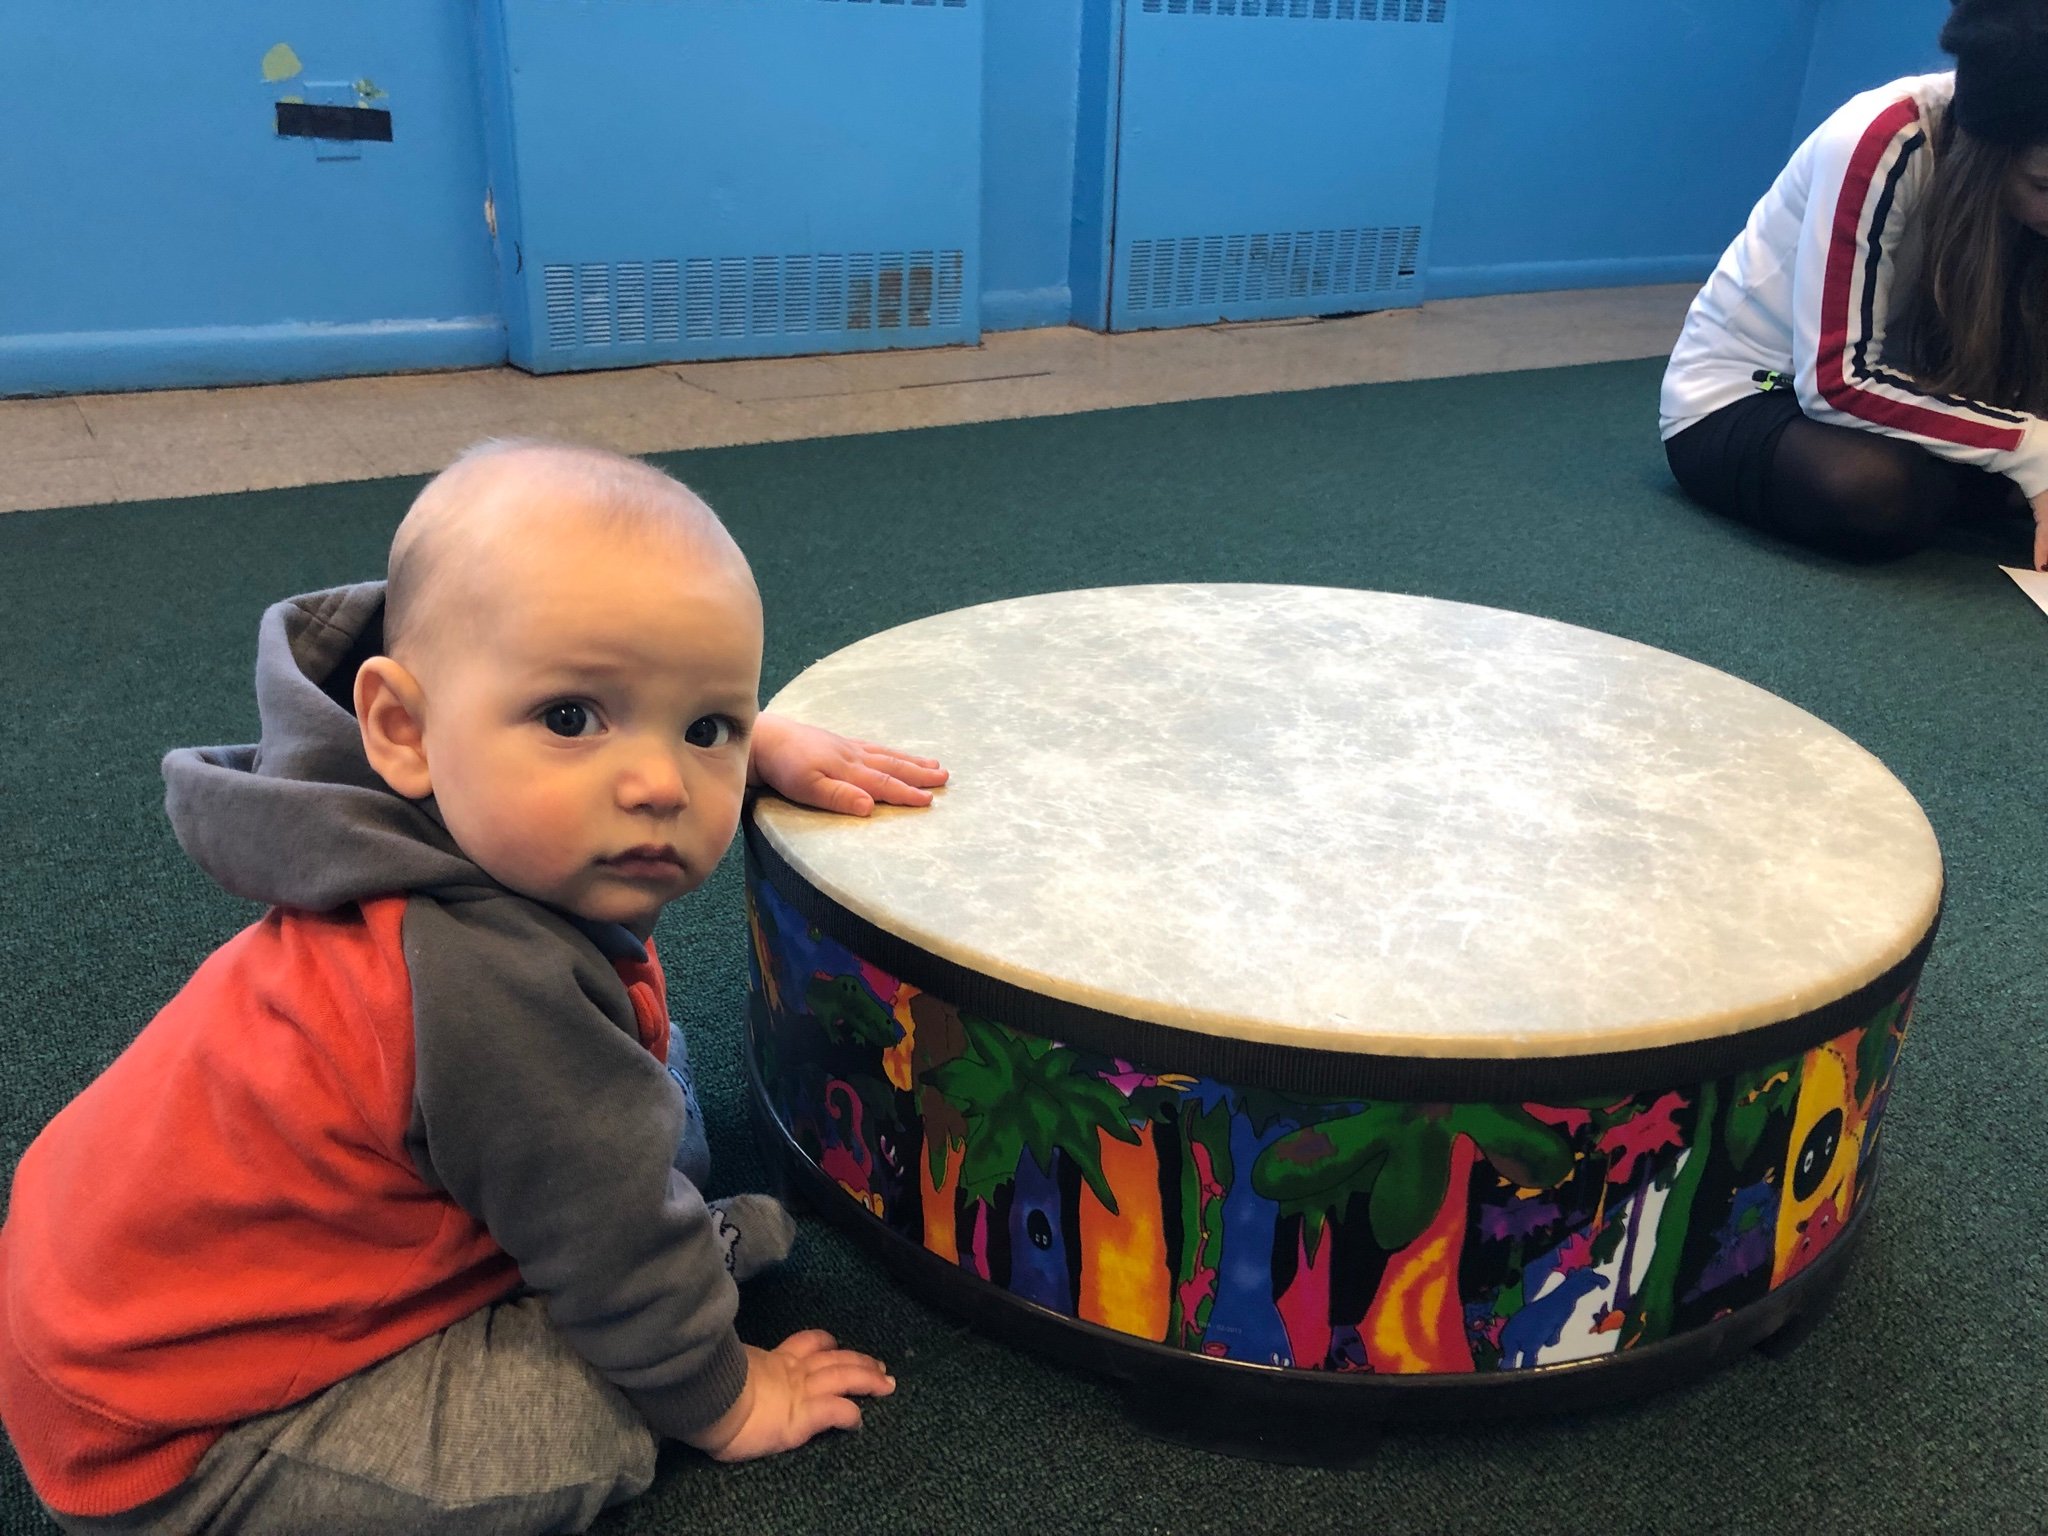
top-left (1665, 389), bottom-right (2022, 560)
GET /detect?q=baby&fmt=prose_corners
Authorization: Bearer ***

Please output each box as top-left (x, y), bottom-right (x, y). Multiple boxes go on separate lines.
top-left (0, 441), bottom-right (946, 1533)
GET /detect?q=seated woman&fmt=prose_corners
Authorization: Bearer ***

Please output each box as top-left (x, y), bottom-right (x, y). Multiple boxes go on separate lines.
top-left (1661, 0), bottom-right (2048, 568)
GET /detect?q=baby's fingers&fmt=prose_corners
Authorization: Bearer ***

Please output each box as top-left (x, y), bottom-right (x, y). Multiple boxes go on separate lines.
top-left (777, 1329), bottom-right (842, 1359)
top-left (707, 1391), bottom-right (864, 1461)
top-left (852, 749), bottom-right (948, 785)
top-left (770, 1330), bottom-right (895, 1392)
top-left (802, 1350), bottom-right (896, 1400)
top-left (870, 756), bottom-right (949, 787)
top-left (790, 1393), bottom-right (865, 1446)
top-left (859, 768), bottom-right (935, 809)
top-left (850, 739), bottom-right (944, 770)
top-left (798, 773), bottom-right (877, 818)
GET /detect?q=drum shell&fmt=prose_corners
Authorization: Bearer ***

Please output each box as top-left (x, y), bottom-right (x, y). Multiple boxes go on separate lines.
top-left (745, 833), bottom-right (1929, 1382)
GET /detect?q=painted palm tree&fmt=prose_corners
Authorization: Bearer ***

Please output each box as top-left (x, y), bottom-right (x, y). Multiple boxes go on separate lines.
top-left (1626, 1083), bottom-right (1717, 1346)
top-left (1852, 992), bottom-right (1911, 1168)
top-left (1259, 1103), bottom-right (1574, 1251)
top-left (803, 973), bottom-right (903, 1051)
top-left (1254, 1102), bottom-right (1575, 1371)
top-left (1063, 1068), bottom-right (1190, 1343)
top-left (1631, 1053), bottom-right (1803, 1344)
top-left (1166, 1094), bottom-right (1231, 1351)
top-left (924, 1014), bottom-right (1140, 1314)
top-left (1076, 1119), bottom-right (1171, 1341)
top-left (1169, 1085), bottom-right (1335, 1366)
top-left (904, 991), bottom-right (970, 1265)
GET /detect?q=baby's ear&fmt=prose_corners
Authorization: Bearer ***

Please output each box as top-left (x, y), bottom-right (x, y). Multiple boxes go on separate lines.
top-left (354, 656), bottom-right (434, 799)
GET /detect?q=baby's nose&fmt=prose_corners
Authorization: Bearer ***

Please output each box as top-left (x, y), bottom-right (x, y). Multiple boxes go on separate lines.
top-left (619, 747), bottom-right (687, 811)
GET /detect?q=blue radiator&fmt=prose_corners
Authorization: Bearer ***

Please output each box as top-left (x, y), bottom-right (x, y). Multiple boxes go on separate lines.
top-left (480, 0), bottom-right (983, 372)
top-left (1110, 0), bottom-right (1456, 330)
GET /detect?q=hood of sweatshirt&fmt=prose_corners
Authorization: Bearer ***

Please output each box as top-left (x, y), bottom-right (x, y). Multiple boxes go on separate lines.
top-left (161, 582), bottom-right (500, 913)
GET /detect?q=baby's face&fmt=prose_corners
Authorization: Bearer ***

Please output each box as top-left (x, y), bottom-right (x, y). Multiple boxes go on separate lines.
top-left (415, 519), bottom-right (763, 935)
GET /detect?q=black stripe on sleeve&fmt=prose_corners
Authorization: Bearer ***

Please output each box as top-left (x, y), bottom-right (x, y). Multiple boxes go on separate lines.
top-left (1853, 127), bottom-right (2027, 427)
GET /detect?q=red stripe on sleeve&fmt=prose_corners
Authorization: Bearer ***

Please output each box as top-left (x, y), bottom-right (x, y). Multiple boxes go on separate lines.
top-left (1815, 96), bottom-right (2024, 451)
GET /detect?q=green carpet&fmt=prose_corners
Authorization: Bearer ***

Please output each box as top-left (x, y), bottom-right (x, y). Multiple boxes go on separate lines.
top-left (3, 358), bottom-right (2043, 1533)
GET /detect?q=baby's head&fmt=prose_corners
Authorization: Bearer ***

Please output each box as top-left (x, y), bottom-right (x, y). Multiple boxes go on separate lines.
top-left (355, 440), bottom-right (763, 936)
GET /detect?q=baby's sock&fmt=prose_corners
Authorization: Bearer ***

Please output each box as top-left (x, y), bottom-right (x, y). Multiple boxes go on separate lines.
top-left (708, 1194), bottom-right (797, 1283)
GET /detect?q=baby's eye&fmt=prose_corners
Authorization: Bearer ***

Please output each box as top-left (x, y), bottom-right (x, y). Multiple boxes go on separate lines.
top-left (685, 715), bottom-right (734, 749)
top-left (542, 703), bottom-right (599, 738)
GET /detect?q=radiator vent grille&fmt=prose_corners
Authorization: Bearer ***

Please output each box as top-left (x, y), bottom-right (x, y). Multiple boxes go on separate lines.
top-left (1124, 226), bottom-right (1421, 313)
top-left (1138, 0), bottom-right (1447, 19)
top-left (541, 251), bottom-right (965, 349)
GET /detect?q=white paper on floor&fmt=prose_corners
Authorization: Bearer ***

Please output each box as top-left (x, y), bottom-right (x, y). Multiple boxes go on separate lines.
top-left (2002, 566), bottom-right (2048, 620)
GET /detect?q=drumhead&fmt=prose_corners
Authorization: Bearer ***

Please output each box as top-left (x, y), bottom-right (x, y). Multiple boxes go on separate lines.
top-left (755, 585), bottom-right (1942, 1059)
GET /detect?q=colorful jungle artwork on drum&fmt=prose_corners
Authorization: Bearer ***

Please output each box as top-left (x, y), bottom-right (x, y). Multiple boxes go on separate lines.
top-left (747, 868), bottom-right (1912, 1376)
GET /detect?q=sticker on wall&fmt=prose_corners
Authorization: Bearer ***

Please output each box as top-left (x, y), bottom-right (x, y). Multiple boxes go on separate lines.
top-left (263, 44), bottom-right (391, 161)
top-left (261, 43), bottom-right (303, 85)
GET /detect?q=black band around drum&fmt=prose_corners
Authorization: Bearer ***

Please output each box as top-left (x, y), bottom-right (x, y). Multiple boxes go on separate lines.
top-left (744, 807), bottom-right (1943, 1102)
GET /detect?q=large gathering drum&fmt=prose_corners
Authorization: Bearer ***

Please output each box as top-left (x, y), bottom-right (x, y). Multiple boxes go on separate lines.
top-left (742, 585), bottom-right (1941, 1451)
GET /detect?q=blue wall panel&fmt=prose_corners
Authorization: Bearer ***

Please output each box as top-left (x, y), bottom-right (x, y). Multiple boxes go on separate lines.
top-left (1068, 0), bottom-right (1124, 330)
top-left (1426, 0), bottom-right (1819, 301)
top-left (487, 0), bottom-right (983, 371)
top-left (1792, 0), bottom-right (1948, 147)
top-left (1109, 1), bottom-right (1456, 331)
top-left (0, 0), bottom-right (1969, 393)
top-left (982, 0), bottom-right (1084, 330)
top-left (0, 1), bottom-right (501, 396)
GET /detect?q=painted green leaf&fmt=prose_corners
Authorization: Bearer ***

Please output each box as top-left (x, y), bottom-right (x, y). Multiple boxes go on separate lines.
top-left (1855, 1001), bottom-right (1901, 1108)
top-left (955, 1120), bottom-right (1023, 1206)
top-left (1590, 1215), bottom-right (1626, 1267)
top-left (1236, 1085), bottom-right (1346, 1135)
top-left (1251, 1102), bottom-right (1406, 1207)
top-left (1447, 1104), bottom-right (1574, 1189)
top-left (353, 77), bottom-right (388, 102)
top-left (1122, 1082), bottom-right (1183, 1125)
top-left (1727, 1055), bottom-right (1800, 1169)
top-left (924, 1015), bottom-right (1137, 1210)
top-left (1632, 1079), bottom-right (1716, 1344)
top-left (1494, 1275), bottom-right (1524, 1317)
top-left (1301, 1208), bottom-right (1328, 1264)
top-left (261, 43), bottom-right (303, 83)
top-left (803, 974), bottom-right (901, 1050)
top-left (1368, 1118), bottom-right (1453, 1251)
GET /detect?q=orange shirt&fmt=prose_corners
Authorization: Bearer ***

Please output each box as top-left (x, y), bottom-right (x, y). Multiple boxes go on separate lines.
top-left (0, 895), bottom-right (672, 1518)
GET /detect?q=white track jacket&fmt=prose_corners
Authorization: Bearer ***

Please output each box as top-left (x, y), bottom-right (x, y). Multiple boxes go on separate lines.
top-left (1661, 72), bottom-right (2048, 498)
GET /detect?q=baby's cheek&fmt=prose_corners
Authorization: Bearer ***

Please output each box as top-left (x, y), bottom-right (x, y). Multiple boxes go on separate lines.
top-left (704, 781), bottom-right (747, 852)
top-left (497, 779), bottom-right (594, 867)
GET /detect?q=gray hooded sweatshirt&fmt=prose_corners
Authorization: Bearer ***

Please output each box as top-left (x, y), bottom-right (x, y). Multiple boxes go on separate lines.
top-left (159, 582), bottom-right (748, 1438)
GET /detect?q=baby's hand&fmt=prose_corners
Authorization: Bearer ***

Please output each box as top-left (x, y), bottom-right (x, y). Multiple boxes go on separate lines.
top-left (749, 712), bottom-right (948, 817)
top-left (688, 1331), bottom-right (896, 1462)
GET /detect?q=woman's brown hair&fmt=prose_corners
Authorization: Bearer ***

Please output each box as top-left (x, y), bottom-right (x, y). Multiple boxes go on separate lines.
top-left (1888, 111), bottom-right (2048, 413)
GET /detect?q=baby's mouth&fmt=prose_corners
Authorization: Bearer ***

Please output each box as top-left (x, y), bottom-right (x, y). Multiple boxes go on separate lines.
top-left (600, 845), bottom-right (687, 880)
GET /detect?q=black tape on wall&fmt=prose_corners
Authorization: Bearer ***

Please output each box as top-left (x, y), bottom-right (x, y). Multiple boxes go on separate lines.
top-left (275, 103), bottom-right (393, 142)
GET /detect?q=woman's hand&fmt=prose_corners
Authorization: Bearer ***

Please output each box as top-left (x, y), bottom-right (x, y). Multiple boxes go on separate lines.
top-left (748, 711), bottom-right (948, 817)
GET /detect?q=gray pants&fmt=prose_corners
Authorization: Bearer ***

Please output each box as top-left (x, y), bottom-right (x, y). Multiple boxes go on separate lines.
top-left (46, 1296), bottom-right (658, 1536)
top-left (47, 1025), bottom-right (715, 1534)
